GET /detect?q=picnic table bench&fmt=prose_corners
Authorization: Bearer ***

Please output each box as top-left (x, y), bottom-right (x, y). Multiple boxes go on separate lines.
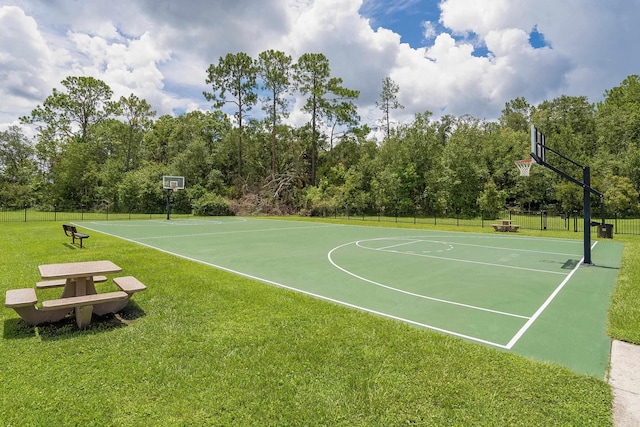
top-left (4, 261), bottom-right (147, 329)
top-left (63, 224), bottom-right (89, 248)
top-left (491, 219), bottom-right (520, 232)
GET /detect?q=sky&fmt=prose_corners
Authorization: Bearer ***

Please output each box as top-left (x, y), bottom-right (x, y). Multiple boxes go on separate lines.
top-left (1, 0), bottom-right (639, 134)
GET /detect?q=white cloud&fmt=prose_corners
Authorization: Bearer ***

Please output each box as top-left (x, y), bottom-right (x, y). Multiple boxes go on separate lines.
top-left (0, 6), bottom-right (60, 122)
top-left (422, 21), bottom-right (437, 41)
top-left (1, 0), bottom-right (640, 132)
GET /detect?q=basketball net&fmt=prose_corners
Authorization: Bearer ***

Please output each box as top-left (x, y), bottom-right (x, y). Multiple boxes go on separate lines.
top-left (515, 159), bottom-right (533, 176)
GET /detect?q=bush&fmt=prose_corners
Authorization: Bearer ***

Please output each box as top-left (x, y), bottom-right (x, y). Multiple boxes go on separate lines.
top-left (192, 193), bottom-right (233, 216)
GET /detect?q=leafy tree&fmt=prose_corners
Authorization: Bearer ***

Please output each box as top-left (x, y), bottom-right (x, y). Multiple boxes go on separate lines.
top-left (21, 76), bottom-right (119, 142)
top-left (596, 75), bottom-right (640, 156)
top-left (439, 116), bottom-right (488, 216)
top-left (0, 126), bottom-right (34, 186)
top-left (499, 97), bottom-right (531, 133)
top-left (204, 52), bottom-right (258, 180)
top-left (119, 94), bottom-right (156, 171)
top-left (19, 77), bottom-right (119, 205)
top-left (293, 53), bottom-right (359, 186)
top-left (326, 77), bottom-right (360, 149)
top-left (257, 49), bottom-right (292, 177)
top-left (531, 95), bottom-right (596, 165)
top-left (556, 182), bottom-right (583, 214)
top-left (0, 126), bottom-right (36, 207)
top-left (477, 179), bottom-right (506, 219)
top-left (376, 77), bottom-right (404, 141)
top-left (602, 175), bottom-right (639, 216)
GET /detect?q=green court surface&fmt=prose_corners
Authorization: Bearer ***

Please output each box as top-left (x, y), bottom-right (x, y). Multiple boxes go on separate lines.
top-left (79, 217), bottom-right (623, 377)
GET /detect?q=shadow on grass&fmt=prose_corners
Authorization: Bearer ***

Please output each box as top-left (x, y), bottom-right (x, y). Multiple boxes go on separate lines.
top-left (2, 318), bottom-right (37, 339)
top-left (2, 302), bottom-right (146, 340)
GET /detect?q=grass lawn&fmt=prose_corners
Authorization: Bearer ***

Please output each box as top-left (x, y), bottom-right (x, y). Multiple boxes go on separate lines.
top-left (2, 219), bottom-right (637, 425)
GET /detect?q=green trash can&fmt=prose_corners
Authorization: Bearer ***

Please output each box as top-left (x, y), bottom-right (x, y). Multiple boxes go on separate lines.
top-left (597, 223), bottom-right (613, 238)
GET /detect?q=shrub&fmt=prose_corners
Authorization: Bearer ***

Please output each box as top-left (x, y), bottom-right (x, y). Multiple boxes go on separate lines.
top-left (192, 193), bottom-right (233, 216)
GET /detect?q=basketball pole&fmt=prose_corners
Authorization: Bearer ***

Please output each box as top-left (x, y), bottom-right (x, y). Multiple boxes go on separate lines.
top-left (166, 188), bottom-right (172, 220)
top-left (531, 148), bottom-right (604, 265)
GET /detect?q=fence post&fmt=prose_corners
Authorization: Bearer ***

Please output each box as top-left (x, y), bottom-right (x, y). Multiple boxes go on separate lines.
top-left (54, 204), bottom-right (57, 222)
top-left (24, 204), bottom-right (27, 222)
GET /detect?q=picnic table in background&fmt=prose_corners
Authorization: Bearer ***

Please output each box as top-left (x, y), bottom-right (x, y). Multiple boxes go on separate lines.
top-left (491, 219), bottom-right (520, 232)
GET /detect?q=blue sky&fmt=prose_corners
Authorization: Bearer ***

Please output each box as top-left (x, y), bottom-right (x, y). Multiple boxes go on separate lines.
top-left (360, 0), bottom-right (442, 48)
top-left (1, 0), bottom-right (639, 133)
top-left (361, 0), bottom-right (550, 57)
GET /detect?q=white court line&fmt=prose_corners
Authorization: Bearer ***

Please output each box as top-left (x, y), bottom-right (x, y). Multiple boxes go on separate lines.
top-left (76, 223), bottom-right (511, 349)
top-left (132, 223), bottom-right (344, 240)
top-left (354, 240), bottom-right (566, 276)
top-left (377, 240), bottom-right (423, 251)
top-left (328, 241), bottom-right (529, 320)
top-left (430, 241), bottom-right (580, 257)
top-left (504, 241), bottom-right (599, 349)
top-left (79, 220), bottom-right (588, 349)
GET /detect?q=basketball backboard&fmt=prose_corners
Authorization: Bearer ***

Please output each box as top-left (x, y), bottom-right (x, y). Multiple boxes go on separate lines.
top-left (530, 125), bottom-right (546, 164)
top-left (162, 176), bottom-right (185, 191)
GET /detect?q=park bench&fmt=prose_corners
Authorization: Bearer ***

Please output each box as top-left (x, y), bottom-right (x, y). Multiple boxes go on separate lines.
top-left (63, 224), bottom-right (89, 248)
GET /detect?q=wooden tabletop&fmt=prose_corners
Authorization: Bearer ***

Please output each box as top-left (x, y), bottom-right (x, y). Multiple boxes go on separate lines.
top-left (38, 260), bottom-right (122, 280)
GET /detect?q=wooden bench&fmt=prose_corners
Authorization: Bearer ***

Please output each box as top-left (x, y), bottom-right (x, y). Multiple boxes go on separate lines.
top-left (41, 291), bottom-right (129, 329)
top-left (36, 276), bottom-right (107, 289)
top-left (63, 224), bottom-right (89, 248)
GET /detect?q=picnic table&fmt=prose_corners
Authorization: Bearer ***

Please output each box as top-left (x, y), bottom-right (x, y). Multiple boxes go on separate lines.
top-left (5, 260), bottom-right (146, 329)
top-left (38, 260), bottom-right (122, 297)
top-left (491, 219), bottom-right (520, 232)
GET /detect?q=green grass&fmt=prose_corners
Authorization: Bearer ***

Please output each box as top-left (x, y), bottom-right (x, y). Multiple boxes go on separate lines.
top-left (608, 235), bottom-right (640, 343)
top-left (0, 209), bottom-right (191, 223)
top-left (3, 220), bottom-right (636, 425)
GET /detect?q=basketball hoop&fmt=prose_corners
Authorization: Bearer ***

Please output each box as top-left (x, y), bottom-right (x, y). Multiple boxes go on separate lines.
top-left (515, 159), bottom-right (533, 176)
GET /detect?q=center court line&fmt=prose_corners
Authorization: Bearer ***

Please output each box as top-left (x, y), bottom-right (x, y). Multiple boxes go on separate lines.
top-left (504, 241), bottom-right (599, 349)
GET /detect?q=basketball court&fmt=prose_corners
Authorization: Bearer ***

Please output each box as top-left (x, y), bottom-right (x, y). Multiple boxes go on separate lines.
top-left (78, 217), bottom-right (623, 377)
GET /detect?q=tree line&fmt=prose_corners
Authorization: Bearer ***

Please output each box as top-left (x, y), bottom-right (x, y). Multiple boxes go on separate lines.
top-left (1, 50), bottom-right (640, 219)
